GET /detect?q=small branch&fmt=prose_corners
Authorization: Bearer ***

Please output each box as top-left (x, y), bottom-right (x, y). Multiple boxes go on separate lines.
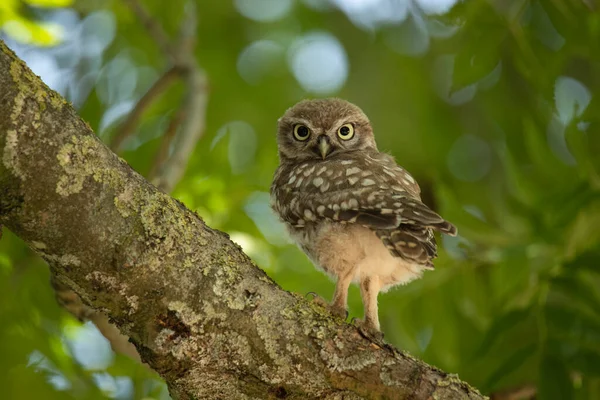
top-left (109, 66), bottom-right (181, 152)
top-left (173, 1), bottom-right (197, 63)
top-left (90, 313), bottom-right (143, 362)
top-left (490, 385), bottom-right (536, 400)
top-left (147, 2), bottom-right (208, 193)
top-left (115, 0), bottom-right (208, 194)
top-left (148, 108), bottom-right (185, 181)
top-left (152, 67), bottom-right (208, 193)
top-left (52, 276), bottom-right (142, 362)
top-left (122, 0), bottom-right (175, 60)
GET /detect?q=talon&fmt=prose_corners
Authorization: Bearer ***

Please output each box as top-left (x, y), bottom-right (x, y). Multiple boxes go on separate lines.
top-left (308, 293), bottom-right (328, 307)
top-left (330, 305), bottom-right (349, 320)
top-left (353, 318), bottom-right (385, 344)
top-left (306, 293), bottom-right (348, 321)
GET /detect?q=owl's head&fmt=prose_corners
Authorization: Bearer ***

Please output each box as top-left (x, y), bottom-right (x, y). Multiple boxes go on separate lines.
top-left (277, 98), bottom-right (377, 162)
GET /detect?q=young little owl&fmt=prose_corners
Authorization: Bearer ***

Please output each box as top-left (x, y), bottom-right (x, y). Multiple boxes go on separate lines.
top-left (270, 98), bottom-right (457, 337)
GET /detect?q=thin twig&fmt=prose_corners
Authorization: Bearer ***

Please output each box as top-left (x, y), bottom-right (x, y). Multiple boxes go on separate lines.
top-left (118, 0), bottom-right (208, 194)
top-left (123, 0), bottom-right (175, 60)
top-left (152, 67), bottom-right (208, 193)
top-left (174, 1), bottom-right (197, 62)
top-left (148, 108), bottom-right (186, 181)
top-left (490, 385), bottom-right (536, 400)
top-left (149, 2), bottom-right (208, 193)
top-left (109, 66), bottom-right (181, 152)
top-left (90, 313), bottom-right (143, 362)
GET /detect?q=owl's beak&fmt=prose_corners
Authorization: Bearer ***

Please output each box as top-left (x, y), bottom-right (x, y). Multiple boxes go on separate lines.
top-left (316, 135), bottom-right (332, 160)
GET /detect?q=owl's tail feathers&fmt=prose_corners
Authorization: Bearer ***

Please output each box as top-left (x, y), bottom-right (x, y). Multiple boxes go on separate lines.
top-left (435, 220), bottom-right (458, 237)
top-left (400, 202), bottom-right (458, 236)
top-left (377, 230), bottom-right (436, 268)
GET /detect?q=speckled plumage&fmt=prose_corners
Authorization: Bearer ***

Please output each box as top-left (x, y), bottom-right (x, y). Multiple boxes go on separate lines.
top-left (270, 98), bottom-right (456, 333)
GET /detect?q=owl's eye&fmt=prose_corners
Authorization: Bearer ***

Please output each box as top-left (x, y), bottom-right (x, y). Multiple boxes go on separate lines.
top-left (293, 124), bottom-right (311, 141)
top-left (337, 124), bottom-right (355, 140)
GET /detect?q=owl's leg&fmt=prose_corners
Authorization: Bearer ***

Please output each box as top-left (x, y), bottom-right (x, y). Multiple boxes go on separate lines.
top-left (360, 276), bottom-right (381, 331)
top-left (307, 269), bottom-right (353, 320)
top-left (329, 268), bottom-right (355, 318)
top-left (354, 276), bottom-right (384, 341)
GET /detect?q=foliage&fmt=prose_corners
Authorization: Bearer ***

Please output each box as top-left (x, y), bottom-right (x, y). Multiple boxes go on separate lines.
top-left (0, 0), bottom-right (72, 45)
top-left (1, 0), bottom-right (600, 398)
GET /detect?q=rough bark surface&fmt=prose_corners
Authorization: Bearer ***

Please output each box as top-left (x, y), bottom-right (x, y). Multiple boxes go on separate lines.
top-left (0, 40), bottom-right (486, 400)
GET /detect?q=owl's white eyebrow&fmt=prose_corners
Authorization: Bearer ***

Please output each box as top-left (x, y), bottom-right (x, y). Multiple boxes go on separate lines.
top-left (331, 117), bottom-right (351, 129)
top-left (286, 118), bottom-right (315, 130)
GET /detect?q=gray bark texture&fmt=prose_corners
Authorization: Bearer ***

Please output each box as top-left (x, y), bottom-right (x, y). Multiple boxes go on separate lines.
top-left (0, 40), bottom-right (486, 400)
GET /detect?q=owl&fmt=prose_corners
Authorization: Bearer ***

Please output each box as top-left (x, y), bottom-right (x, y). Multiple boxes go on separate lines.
top-left (270, 98), bottom-right (457, 338)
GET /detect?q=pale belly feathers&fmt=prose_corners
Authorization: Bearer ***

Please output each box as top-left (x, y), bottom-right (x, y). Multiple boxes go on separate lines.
top-left (286, 221), bottom-right (424, 291)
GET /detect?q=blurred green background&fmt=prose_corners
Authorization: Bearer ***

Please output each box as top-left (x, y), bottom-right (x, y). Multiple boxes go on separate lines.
top-left (1, 0), bottom-right (600, 399)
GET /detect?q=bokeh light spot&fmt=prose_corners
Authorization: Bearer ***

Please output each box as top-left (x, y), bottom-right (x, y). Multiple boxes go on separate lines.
top-left (384, 14), bottom-right (429, 56)
top-left (96, 55), bottom-right (138, 105)
top-left (447, 134), bottom-right (492, 182)
top-left (415, 0), bottom-right (458, 15)
top-left (235, 0), bottom-right (293, 22)
top-left (237, 40), bottom-right (284, 85)
top-left (2, 20), bottom-right (33, 43)
top-left (547, 117), bottom-right (576, 165)
top-left (65, 321), bottom-right (114, 370)
top-left (92, 373), bottom-right (134, 399)
top-left (433, 55), bottom-right (477, 105)
top-left (214, 121), bottom-right (258, 174)
top-left (332, 0), bottom-right (408, 29)
top-left (79, 10), bottom-right (116, 57)
top-left (288, 32), bottom-right (348, 94)
top-left (554, 76), bottom-right (591, 126)
top-left (244, 192), bottom-right (289, 246)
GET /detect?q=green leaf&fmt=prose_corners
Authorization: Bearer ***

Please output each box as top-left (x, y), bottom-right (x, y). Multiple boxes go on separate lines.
top-left (572, 351), bottom-right (600, 377)
top-left (23, 0), bottom-right (73, 7)
top-left (1, 18), bottom-right (64, 46)
top-left (475, 307), bottom-right (533, 357)
top-left (450, 2), bottom-right (506, 91)
top-left (484, 344), bottom-right (536, 391)
top-left (538, 352), bottom-right (574, 400)
top-left (550, 274), bottom-right (600, 319)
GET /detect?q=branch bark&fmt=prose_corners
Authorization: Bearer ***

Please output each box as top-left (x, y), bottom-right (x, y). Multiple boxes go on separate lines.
top-left (0, 40), bottom-right (486, 400)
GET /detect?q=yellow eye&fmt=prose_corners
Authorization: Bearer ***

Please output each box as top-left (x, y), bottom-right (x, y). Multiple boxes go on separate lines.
top-left (337, 124), bottom-right (354, 140)
top-left (293, 124), bottom-right (311, 141)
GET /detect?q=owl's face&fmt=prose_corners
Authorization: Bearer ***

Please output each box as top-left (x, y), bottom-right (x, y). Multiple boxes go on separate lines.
top-left (277, 98), bottom-right (377, 162)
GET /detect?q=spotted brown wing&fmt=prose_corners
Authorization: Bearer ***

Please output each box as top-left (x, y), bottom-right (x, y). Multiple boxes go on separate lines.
top-left (270, 155), bottom-right (457, 266)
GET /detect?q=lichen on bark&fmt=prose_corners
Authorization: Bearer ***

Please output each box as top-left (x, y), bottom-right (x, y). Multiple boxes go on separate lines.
top-left (0, 39), bottom-right (487, 400)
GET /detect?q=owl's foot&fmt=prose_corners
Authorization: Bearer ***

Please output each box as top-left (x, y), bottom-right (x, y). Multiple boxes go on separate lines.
top-left (352, 318), bottom-right (385, 344)
top-left (306, 292), bottom-right (349, 320)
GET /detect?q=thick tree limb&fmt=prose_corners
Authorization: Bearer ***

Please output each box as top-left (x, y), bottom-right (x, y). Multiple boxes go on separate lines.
top-left (65, 1), bottom-right (207, 358)
top-left (0, 40), bottom-right (485, 400)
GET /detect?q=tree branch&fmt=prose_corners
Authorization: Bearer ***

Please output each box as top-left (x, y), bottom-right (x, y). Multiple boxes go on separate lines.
top-left (152, 66), bottom-right (207, 193)
top-left (113, 0), bottom-right (209, 193)
top-left (146, 2), bottom-right (208, 193)
top-left (109, 66), bottom-right (181, 152)
top-left (148, 108), bottom-right (185, 182)
top-left (0, 40), bottom-right (485, 400)
top-left (123, 0), bottom-right (175, 61)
